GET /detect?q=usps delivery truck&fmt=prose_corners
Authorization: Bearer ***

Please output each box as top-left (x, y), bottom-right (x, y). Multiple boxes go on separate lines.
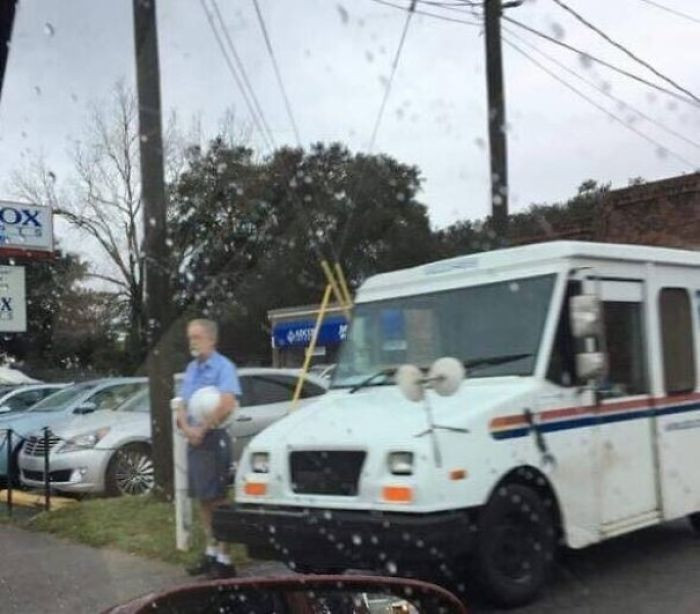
top-left (214, 241), bottom-right (700, 606)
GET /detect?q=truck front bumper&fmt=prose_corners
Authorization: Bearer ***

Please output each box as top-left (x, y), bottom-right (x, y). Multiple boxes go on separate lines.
top-left (213, 503), bottom-right (477, 577)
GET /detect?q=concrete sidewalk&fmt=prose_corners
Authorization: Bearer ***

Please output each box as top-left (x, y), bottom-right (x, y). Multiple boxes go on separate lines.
top-left (0, 524), bottom-right (187, 612)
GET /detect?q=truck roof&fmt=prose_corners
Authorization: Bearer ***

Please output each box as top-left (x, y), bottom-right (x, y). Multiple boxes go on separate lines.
top-left (359, 240), bottom-right (700, 301)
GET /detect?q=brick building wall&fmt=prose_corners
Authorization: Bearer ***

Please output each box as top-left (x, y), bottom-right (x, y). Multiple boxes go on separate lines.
top-left (511, 172), bottom-right (700, 249)
top-left (596, 172), bottom-right (700, 248)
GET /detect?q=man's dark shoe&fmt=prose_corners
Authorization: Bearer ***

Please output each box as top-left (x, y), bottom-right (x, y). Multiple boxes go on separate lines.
top-left (186, 554), bottom-right (215, 576)
top-left (207, 561), bottom-right (237, 580)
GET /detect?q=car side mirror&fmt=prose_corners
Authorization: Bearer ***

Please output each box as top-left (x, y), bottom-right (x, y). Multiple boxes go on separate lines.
top-left (103, 576), bottom-right (467, 613)
top-left (570, 294), bottom-right (603, 338)
top-left (74, 401), bottom-right (97, 415)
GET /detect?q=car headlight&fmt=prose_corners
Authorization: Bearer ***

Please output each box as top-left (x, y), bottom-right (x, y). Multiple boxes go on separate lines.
top-left (251, 452), bottom-right (270, 474)
top-left (388, 452), bottom-right (414, 475)
top-left (58, 428), bottom-right (110, 454)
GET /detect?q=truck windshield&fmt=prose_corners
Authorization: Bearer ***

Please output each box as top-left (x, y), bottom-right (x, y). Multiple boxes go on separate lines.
top-left (332, 274), bottom-right (556, 388)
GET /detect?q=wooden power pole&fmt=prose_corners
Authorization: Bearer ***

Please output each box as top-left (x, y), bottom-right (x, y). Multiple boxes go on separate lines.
top-left (483, 0), bottom-right (510, 243)
top-left (132, 0), bottom-right (174, 500)
top-left (0, 0), bottom-right (18, 103)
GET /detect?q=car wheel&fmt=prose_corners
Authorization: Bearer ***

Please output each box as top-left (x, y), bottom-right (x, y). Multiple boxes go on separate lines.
top-left (689, 513), bottom-right (700, 533)
top-left (106, 443), bottom-right (154, 497)
top-left (472, 484), bottom-right (556, 608)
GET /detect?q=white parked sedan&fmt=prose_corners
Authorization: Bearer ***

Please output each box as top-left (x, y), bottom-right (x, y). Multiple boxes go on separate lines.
top-left (19, 368), bottom-right (328, 496)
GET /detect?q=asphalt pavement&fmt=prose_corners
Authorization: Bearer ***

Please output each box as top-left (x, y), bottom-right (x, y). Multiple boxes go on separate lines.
top-left (1, 519), bottom-right (699, 612)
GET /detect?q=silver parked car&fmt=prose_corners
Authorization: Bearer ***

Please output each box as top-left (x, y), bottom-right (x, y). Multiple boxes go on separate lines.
top-left (19, 369), bottom-right (327, 496)
top-left (0, 384), bottom-right (68, 416)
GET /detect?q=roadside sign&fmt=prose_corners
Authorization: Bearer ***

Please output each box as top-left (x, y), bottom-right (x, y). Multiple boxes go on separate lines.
top-left (0, 266), bottom-right (26, 332)
top-left (0, 201), bottom-right (54, 257)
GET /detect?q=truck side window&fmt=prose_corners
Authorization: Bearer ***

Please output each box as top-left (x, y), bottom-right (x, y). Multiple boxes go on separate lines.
top-left (602, 302), bottom-right (648, 397)
top-left (659, 288), bottom-right (695, 394)
top-left (547, 281), bottom-right (580, 387)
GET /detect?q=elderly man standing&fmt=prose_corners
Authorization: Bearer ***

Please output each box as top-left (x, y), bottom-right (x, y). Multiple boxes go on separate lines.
top-left (175, 318), bottom-right (240, 579)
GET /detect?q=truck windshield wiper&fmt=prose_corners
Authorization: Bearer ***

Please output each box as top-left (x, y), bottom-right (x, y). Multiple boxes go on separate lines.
top-left (464, 352), bottom-right (533, 372)
top-left (348, 367), bottom-right (397, 394)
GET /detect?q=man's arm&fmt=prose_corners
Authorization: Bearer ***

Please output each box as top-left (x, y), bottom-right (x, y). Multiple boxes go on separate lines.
top-left (202, 392), bottom-right (237, 430)
top-left (200, 359), bottom-right (240, 431)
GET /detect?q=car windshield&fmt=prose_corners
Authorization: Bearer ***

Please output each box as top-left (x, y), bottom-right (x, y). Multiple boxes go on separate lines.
top-left (333, 274), bottom-right (556, 388)
top-left (27, 382), bottom-right (96, 412)
top-left (2, 1), bottom-right (698, 610)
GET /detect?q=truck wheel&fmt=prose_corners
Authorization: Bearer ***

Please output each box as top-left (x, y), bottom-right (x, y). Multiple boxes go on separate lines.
top-left (689, 513), bottom-right (700, 533)
top-left (105, 444), bottom-right (154, 497)
top-left (473, 484), bottom-right (556, 608)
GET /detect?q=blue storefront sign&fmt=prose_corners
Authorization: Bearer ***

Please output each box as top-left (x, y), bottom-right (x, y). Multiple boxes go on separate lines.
top-left (272, 316), bottom-right (348, 348)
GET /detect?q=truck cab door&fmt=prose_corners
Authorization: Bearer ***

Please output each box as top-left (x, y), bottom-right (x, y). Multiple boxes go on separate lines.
top-left (584, 276), bottom-right (659, 533)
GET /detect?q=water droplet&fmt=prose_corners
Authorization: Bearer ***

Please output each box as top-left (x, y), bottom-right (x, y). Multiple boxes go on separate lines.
top-left (352, 534), bottom-right (362, 546)
top-left (44, 23), bottom-right (55, 37)
top-left (386, 561), bottom-right (398, 575)
top-left (578, 53), bottom-right (593, 69)
top-left (550, 21), bottom-right (565, 40)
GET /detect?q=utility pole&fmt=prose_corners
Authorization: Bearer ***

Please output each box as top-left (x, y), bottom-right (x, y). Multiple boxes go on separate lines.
top-left (0, 0), bottom-right (18, 104)
top-left (483, 0), bottom-right (516, 244)
top-left (132, 0), bottom-right (173, 500)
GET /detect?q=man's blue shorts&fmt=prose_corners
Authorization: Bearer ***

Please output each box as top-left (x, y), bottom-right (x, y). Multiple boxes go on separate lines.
top-left (187, 429), bottom-right (232, 501)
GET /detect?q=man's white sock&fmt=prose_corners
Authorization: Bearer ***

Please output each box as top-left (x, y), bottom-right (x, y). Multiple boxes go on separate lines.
top-left (217, 552), bottom-right (232, 566)
top-left (206, 545), bottom-right (218, 558)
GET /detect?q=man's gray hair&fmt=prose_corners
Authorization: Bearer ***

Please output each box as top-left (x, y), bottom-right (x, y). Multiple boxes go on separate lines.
top-left (188, 318), bottom-right (218, 342)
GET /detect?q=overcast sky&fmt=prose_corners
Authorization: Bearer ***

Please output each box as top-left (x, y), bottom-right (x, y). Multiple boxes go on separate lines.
top-left (1, 0), bottom-right (699, 247)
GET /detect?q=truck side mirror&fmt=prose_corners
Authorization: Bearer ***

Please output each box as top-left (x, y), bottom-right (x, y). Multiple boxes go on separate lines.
top-left (570, 294), bottom-right (603, 338)
top-left (576, 352), bottom-right (607, 381)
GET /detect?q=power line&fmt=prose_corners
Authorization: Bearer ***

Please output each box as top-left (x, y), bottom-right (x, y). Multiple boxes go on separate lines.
top-left (415, 0), bottom-right (480, 13)
top-left (502, 16), bottom-right (700, 109)
top-left (503, 36), bottom-right (698, 169)
top-left (250, 0), bottom-right (302, 147)
top-left (209, 0), bottom-right (276, 148)
top-left (503, 26), bottom-right (700, 152)
top-left (551, 0), bottom-right (700, 106)
top-left (635, 0), bottom-right (700, 25)
top-left (366, 0), bottom-right (482, 26)
top-left (338, 0), bottom-right (425, 257)
top-left (199, 0), bottom-right (274, 152)
top-left (368, 0), bottom-right (418, 151)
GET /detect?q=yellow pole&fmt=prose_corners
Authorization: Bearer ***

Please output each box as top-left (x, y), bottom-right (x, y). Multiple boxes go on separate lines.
top-left (334, 262), bottom-right (353, 307)
top-left (292, 283), bottom-right (333, 408)
top-left (321, 260), bottom-right (351, 319)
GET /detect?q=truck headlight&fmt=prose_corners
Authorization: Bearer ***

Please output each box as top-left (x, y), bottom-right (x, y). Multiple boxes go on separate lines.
top-left (58, 428), bottom-right (110, 454)
top-left (251, 452), bottom-right (270, 474)
top-left (388, 452), bottom-right (414, 475)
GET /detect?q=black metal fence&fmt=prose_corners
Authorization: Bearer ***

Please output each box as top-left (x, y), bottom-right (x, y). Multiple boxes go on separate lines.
top-left (3, 426), bottom-right (52, 516)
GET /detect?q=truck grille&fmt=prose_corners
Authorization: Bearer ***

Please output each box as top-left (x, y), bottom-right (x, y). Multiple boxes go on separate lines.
top-left (23, 433), bottom-right (61, 457)
top-left (290, 451), bottom-right (366, 496)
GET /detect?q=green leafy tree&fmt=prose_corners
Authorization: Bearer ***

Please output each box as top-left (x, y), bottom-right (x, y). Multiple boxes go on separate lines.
top-left (169, 141), bottom-right (435, 362)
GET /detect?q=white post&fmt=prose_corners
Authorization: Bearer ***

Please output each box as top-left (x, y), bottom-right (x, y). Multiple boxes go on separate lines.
top-left (172, 398), bottom-right (192, 551)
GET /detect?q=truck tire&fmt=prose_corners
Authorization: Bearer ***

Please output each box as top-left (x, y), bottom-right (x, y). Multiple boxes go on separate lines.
top-left (473, 484), bottom-right (556, 608)
top-left (105, 443), bottom-right (154, 497)
top-left (689, 513), bottom-right (700, 533)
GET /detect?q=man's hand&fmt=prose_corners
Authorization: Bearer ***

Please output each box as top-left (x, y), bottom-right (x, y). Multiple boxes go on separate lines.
top-left (186, 426), bottom-right (207, 447)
